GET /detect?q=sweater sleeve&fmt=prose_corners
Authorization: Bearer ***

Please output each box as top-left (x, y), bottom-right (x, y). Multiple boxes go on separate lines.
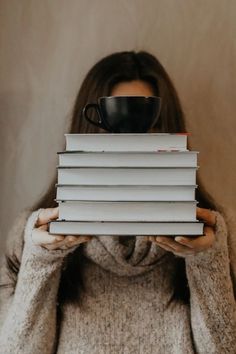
top-left (0, 208), bottom-right (78, 354)
top-left (185, 211), bottom-right (236, 354)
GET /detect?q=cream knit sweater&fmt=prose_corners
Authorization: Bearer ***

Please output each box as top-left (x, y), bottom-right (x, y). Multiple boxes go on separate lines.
top-left (0, 208), bottom-right (235, 354)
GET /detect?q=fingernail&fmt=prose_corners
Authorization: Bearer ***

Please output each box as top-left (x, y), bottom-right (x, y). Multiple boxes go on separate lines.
top-left (68, 236), bottom-right (76, 242)
top-left (56, 236), bottom-right (64, 241)
top-left (175, 237), bottom-right (194, 248)
top-left (156, 237), bottom-right (163, 242)
top-left (175, 237), bottom-right (184, 242)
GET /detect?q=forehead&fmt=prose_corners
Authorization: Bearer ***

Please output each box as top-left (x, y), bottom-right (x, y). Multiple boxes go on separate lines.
top-left (111, 80), bottom-right (155, 96)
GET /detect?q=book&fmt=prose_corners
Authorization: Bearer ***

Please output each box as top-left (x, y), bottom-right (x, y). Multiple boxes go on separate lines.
top-left (57, 167), bottom-right (198, 185)
top-left (56, 184), bottom-right (197, 201)
top-left (65, 133), bottom-right (188, 152)
top-left (57, 200), bottom-right (197, 222)
top-left (58, 151), bottom-right (198, 167)
top-left (49, 220), bottom-right (204, 236)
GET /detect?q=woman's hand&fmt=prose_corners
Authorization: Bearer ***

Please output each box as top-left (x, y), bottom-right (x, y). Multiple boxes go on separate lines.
top-left (32, 207), bottom-right (92, 250)
top-left (146, 207), bottom-right (217, 257)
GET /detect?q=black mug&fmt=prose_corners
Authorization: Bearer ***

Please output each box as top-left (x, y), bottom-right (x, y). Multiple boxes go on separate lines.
top-left (82, 96), bottom-right (162, 133)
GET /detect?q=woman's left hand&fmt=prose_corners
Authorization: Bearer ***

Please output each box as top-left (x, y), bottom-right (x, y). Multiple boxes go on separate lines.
top-left (147, 207), bottom-right (217, 257)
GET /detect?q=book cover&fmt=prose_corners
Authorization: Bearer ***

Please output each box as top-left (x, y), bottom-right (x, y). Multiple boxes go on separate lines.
top-left (57, 200), bottom-right (198, 222)
top-left (55, 184), bottom-right (197, 201)
top-left (57, 166), bottom-right (198, 186)
top-left (49, 220), bottom-right (204, 236)
top-left (57, 150), bottom-right (198, 167)
top-left (65, 133), bottom-right (188, 151)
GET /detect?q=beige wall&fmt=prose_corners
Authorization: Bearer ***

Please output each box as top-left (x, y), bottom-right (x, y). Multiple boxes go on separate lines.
top-left (0, 0), bottom-right (235, 254)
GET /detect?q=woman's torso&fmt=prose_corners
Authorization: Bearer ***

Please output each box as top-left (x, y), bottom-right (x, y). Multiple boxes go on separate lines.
top-left (56, 257), bottom-right (195, 354)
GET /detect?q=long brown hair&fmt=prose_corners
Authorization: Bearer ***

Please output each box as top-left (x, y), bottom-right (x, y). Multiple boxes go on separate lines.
top-left (5, 50), bottom-right (221, 308)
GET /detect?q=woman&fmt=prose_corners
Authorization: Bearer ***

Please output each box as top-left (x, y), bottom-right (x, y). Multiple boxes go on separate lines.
top-left (0, 51), bottom-right (235, 354)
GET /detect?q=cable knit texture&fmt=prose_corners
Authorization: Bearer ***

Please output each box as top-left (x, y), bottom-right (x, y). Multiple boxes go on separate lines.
top-left (0, 208), bottom-right (236, 354)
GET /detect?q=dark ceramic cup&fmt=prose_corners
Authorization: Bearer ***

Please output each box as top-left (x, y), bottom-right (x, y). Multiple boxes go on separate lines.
top-left (82, 96), bottom-right (162, 133)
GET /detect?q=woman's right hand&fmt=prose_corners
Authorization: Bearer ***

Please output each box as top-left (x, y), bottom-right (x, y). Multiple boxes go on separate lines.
top-left (31, 207), bottom-right (92, 250)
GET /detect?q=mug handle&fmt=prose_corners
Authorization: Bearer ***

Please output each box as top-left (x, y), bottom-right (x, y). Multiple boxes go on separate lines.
top-left (82, 103), bottom-right (105, 129)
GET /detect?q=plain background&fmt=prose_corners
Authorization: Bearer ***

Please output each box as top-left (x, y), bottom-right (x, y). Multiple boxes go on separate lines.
top-left (0, 0), bottom-right (235, 254)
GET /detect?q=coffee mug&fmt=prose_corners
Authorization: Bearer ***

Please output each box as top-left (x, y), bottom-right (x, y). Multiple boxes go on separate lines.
top-left (82, 96), bottom-right (162, 133)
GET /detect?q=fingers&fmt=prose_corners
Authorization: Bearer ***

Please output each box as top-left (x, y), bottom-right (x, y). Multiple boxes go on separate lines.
top-left (197, 207), bottom-right (217, 227)
top-left (145, 207), bottom-right (217, 258)
top-left (32, 212), bottom-right (93, 251)
top-left (42, 235), bottom-right (92, 250)
top-left (174, 226), bottom-right (215, 251)
top-left (31, 207), bottom-right (94, 251)
top-left (36, 207), bottom-right (59, 227)
top-left (32, 227), bottom-right (65, 245)
top-left (147, 225), bottom-right (215, 257)
top-left (155, 236), bottom-right (195, 255)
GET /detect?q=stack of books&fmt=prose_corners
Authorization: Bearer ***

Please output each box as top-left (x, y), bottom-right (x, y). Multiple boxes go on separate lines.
top-left (49, 133), bottom-right (204, 237)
